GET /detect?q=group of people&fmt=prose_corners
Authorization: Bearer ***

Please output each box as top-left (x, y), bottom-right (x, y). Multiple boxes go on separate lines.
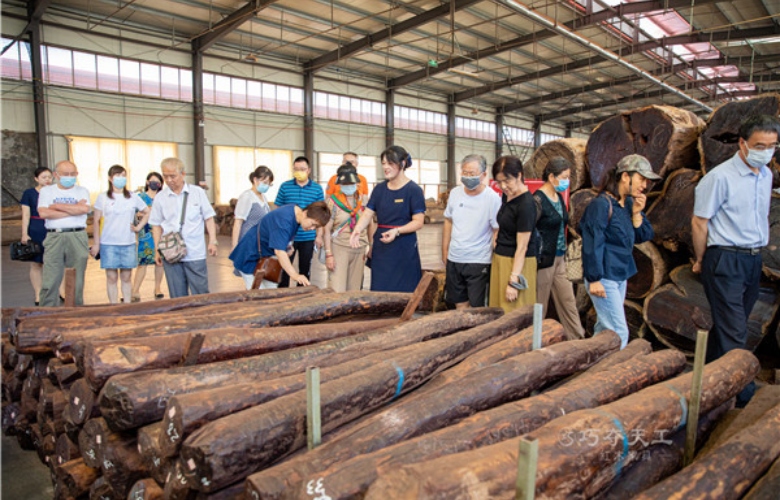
top-left (17, 113), bottom-right (779, 407)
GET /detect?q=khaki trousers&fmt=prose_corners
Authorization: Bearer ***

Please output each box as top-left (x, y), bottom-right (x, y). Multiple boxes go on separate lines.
top-left (40, 231), bottom-right (89, 306)
top-left (536, 255), bottom-right (585, 339)
top-left (328, 244), bottom-right (367, 292)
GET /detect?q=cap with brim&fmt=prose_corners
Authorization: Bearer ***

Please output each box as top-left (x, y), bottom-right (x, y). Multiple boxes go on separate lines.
top-left (336, 170), bottom-right (359, 185)
top-left (615, 154), bottom-right (662, 181)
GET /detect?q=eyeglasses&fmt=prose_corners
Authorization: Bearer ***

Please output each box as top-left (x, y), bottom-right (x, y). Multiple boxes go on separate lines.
top-left (749, 144), bottom-right (779, 152)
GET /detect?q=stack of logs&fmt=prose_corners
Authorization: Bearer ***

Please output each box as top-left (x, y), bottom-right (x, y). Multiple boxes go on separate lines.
top-left (527, 94), bottom-right (780, 356)
top-left (3, 286), bottom-right (779, 498)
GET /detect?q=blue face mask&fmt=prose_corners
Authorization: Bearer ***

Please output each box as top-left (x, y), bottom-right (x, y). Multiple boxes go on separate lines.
top-left (340, 184), bottom-right (357, 196)
top-left (256, 182), bottom-right (270, 194)
top-left (461, 176), bottom-right (482, 190)
top-left (555, 178), bottom-right (570, 193)
top-left (112, 176), bottom-right (127, 189)
top-left (59, 176), bottom-right (77, 188)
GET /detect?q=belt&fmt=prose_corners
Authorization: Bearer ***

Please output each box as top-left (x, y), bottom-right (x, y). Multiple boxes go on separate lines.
top-left (710, 245), bottom-right (762, 255)
top-left (47, 228), bottom-right (85, 233)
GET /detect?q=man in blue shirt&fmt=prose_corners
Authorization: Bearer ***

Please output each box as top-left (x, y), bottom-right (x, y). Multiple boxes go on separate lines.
top-left (692, 114), bottom-right (780, 406)
top-left (274, 156), bottom-right (325, 287)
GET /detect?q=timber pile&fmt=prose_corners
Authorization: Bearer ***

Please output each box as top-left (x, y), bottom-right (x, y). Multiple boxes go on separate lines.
top-left (568, 96), bottom-right (780, 351)
top-left (3, 288), bottom-right (440, 499)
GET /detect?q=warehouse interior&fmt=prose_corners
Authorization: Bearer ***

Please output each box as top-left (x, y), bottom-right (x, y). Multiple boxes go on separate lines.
top-left (2, 0), bottom-right (780, 499)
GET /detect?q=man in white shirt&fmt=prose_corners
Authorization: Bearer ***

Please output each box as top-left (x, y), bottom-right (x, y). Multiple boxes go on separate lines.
top-left (442, 154), bottom-right (501, 308)
top-left (37, 161), bottom-right (91, 306)
top-left (149, 158), bottom-right (218, 298)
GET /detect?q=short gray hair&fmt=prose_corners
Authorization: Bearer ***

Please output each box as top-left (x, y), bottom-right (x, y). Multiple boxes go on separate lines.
top-left (461, 154), bottom-right (487, 173)
top-left (160, 157), bottom-right (185, 173)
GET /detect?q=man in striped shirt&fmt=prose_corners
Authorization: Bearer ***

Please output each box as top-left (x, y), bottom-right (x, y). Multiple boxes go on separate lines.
top-left (274, 156), bottom-right (325, 287)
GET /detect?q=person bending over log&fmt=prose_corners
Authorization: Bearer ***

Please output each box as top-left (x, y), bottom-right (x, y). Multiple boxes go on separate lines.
top-left (581, 155), bottom-right (659, 348)
top-left (692, 114), bottom-right (780, 407)
top-left (238, 201), bottom-right (330, 288)
top-left (489, 155), bottom-right (540, 312)
top-left (533, 157), bottom-right (585, 339)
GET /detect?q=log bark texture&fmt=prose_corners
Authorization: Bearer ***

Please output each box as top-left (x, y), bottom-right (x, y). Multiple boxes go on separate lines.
top-left (363, 349), bottom-right (758, 500)
top-left (180, 308), bottom-right (524, 492)
top-left (128, 478), bottom-right (165, 500)
top-left (99, 430), bottom-right (149, 498)
top-left (160, 310), bottom-right (536, 458)
top-left (279, 349), bottom-right (686, 500)
top-left (526, 138), bottom-right (589, 191)
top-left (78, 417), bottom-right (109, 468)
top-left (55, 433), bottom-right (80, 467)
top-left (138, 421), bottom-right (173, 486)
top-left (634, 401), bottom-right (780, 500)
top-left (761, 195), bottom-right (780, 280)
top-left (698, 94), bottom-right (780, 172)
top-left (99, 308), bottom-right (500, 431)
top-left (743, 455), bottom-right (780, 500)
top-left (587, 105), bottom-right (704, 189)
top-left (592, 400), bottom-right (732, 500)
top-left (17, 290), bottom-right (404, 355)
top-left (246, 331), bottom-right (619, 500)
top-left (79, 318), bottom-right (397, 390)
top-left (645, 168), bottom-right (700, 253)
top-left (52, 458), bottom-right (99, 500)
top-left (644, 265), bottom-right (779, 355)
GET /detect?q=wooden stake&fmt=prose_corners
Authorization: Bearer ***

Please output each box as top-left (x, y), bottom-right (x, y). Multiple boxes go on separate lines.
top-left (683, 329), bottom-right (708, 467)
top-left (63, 268), bottom-right (76, 307)
top-left (180, 334), bottom-right (205, 367)
top-left (306, 367), bottom-right (321, 450)
top-left (516, 438), bottom-right (538, 500)
top-left (400, 272), bottom-right (435, 321)
top-left (532, 303), bottom-right (543, 351)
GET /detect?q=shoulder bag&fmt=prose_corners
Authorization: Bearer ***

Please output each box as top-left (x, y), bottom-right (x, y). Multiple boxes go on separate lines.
top-left (158, 191), bottom-right (189, 263)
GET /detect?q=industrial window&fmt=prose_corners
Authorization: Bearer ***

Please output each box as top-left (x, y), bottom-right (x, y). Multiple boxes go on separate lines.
top-left (539, 133), bottom-right (563, 145)
top-left (318, 152), bottom-right (378, 192)
top-left (67, 136), bottom-right (178, 201)
top-left (394, 106), bottom-right (447, 135)
top-left (0, 38), bottom-right (22, 80)
top-left (455, 117), bottom-right (496, 141)
top-left (504, 126), bottom-right (535, 147)
top-left (212, 146), bottom-right (293, 205)
top-left (314, 91), bottom-right (385, 127)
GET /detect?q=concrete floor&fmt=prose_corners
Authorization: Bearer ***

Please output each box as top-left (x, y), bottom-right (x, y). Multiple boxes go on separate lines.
top-left (0, 225), bottom-right (443, 498)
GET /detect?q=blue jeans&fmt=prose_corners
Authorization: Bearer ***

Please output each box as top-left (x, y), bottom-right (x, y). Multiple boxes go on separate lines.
top-left (585, 278), bottom-right (628, 349)
top-left (162, 259), bottom-right (209, 298)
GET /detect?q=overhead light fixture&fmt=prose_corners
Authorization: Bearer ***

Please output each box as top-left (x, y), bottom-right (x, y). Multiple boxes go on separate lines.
top-left (245, 53), bottom-right (258, 62)
top-left (448, 67), bottom-right (479, 77)
top-left (471, 107), bottom-right (479, 115)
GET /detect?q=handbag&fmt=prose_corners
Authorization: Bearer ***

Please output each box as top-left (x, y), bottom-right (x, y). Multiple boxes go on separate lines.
top-left (10, 241), bottom-right (42, 261)
top-left (252, 256), bottom-right (283, 288)
top-left (158, 192), bottom-right (189, 264)
top-left (251, 218), bottom-right (284, 288)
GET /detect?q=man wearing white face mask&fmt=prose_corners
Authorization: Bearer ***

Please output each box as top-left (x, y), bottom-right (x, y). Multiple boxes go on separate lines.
top-left (442, 154), bottom-right (501, 308)
top-left (692, 114), bottom-right (780, 407)
top-left (37, 160), bottom-right (91, 306)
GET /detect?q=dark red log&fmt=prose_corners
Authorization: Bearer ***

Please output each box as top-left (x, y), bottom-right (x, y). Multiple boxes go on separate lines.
top-left (593, 400), bottom-right (733, 500)
top-left (14, 416), bottom-right (35, 449)
top-left (743, 455), bottom-right (780, 500)
top-left (181, 307), bottom-right (526, 492)
top-left (68, 378), bottom-right (101, 425)
top-left (99, 430), bottom-right (150, 498)
top-left (698, 94), bottom-right (780, 172)
top-left (635, 401), bottom-right (780, 500)
top-left (55, 433), bottom-right (81, 467)
top-left (645, 168), bottom-right (700, 253)
top-left (89, 475), bottom-right (114, 500)
top-left (761, 195), bottom-right (780, 280)
top-left (160, 309), bottom-right (539, 458)
top-left (364, 350), bottom-right (758, 499)
top-left (79, 317), bottom-right (397, 391)
top-left (526, 138), bottom-right (589, 190)
top-left (99, 308), bottom-right (500, 431)
top-left (138, 421), bottom-right (174, 486)
top-left (644, 265), bottom-right (779, 355)
top-left (2, 402), bottom-right (20, 436)
top-left (52, 457), bottom-right (100, 500)
top-left (246, 330), bottom-right (618, 499)
top-left (78, 417), bottom-right (109, 468)
top-left (568, 188), bottom-right (598, 235)
top-left (128, 478), bottom-right (165, 500)
top-left (278, 349), bottom-right (686, 500)
top-left (164, 460), bottom-right (196, 500)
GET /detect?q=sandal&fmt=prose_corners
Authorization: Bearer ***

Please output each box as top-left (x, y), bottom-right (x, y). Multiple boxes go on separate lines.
top-left (131, 295), bottom-right (141, 303)
top-left (155, 293), bottom-right (164, 299)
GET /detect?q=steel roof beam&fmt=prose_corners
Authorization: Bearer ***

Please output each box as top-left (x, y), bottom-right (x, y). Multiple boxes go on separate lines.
top-left (193, 0), bottom-right (280, 52)
top-left (305, 0), bottom-right (481, 72)
top-left (454, 25), bottom-right (780, 103)
top-left (389, 0), bottom-right (722, 88)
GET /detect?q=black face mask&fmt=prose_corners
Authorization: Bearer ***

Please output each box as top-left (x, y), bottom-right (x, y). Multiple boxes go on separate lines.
top-left (149, 181), bottom-right (162, 191)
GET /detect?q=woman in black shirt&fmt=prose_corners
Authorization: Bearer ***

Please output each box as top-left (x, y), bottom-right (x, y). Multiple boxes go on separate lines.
top-left (489, 156), bottom-right (538, 312)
